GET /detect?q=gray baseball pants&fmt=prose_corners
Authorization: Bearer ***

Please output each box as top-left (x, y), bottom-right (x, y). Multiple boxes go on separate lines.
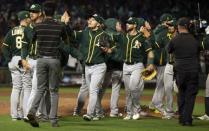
top-left (123, 63), bottom-right (144, 116)
top-left (85, 63), bottom-right (106, 117)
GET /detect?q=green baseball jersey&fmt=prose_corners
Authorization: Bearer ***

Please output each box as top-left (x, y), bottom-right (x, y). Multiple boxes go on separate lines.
top-left (72, 28), bottom-right (114, 65)
top-left (115, 32), bottom-right (152, 64)
top-left (105, 33), bottom-right (123, 70)
top-left (26, 24), bottom-right (36, 57)
top-left (153, 24), bottom-right (170, 66)
top-left (2, 25), bottom-right (30, 63)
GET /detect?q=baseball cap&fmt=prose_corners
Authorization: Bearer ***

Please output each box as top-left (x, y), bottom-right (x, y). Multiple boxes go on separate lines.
top-left (160, 13), bottom-right (173, 22)
top-left (137, 18), bottom-right (145, 28)
top-left (177, 17), bottom-right (190, 28)
top-left (17, 11), bottom-right (30, 21)
top-left (29, 4), bottom-right (42, 12)
top-left (91, 14), bottom-right (104, 24)
top-left (126, 17), bottom-right (138, 25)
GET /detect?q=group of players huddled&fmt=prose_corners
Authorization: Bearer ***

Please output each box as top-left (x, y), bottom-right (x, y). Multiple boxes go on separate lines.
top-left (2, 0), bottom-right (209, 128)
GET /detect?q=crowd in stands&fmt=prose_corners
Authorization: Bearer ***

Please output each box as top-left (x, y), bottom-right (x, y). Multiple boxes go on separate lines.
top-left (0, 0), bottom-right (208, 66)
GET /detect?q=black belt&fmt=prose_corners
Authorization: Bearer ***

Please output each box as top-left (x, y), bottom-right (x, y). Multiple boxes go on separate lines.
top-left (85, 62), bottom-right (103, 66)
top-left (38, 56), bottom-right (60, 59)
top-left (29, 55), bottom-right (38, 60)
top-left (125, 61), bottom-right (139, 65)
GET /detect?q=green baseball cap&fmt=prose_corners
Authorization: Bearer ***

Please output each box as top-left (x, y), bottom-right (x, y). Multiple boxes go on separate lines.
top-left (126, 17), bottom-right (138, 25)
top-left (91, 14), bottom-right (104, 24)
top-left (137, 18), bottom-right (145, 28)
top-left (29, 4), bottom-right (42, 12)
top-left (17, 11), bottom-right (30, 21)
top-left (160, 13), bottom-right (173, 22)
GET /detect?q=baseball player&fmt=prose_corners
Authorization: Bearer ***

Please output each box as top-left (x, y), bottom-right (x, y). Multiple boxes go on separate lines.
top-left (2, 11), bottom-right (32, 121)
top-left (198, 26), bottom-right (209, 120)
top-left (68, 14), bottom-right (114, 121)
top-left (162, 21), bottom-right (177, 119)
top-left (137, 18), bottom-right (154, 97)
top-left (114, 17), bottom-right (154, 120)
top-left (60, 11), bottom-right (89, 117)
top-left (149, 13), bottom-right (174, 114)
top-left (94, 18), bottom-right (123, 119)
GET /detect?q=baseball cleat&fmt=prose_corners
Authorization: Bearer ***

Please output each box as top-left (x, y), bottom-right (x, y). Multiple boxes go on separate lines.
top-left (110, 113), bottom-right (123, 118)
top-left (123, 115), bottom-right (132, 120)
top-left (27, 114), bottom-right (39, 127)
top-left (92, 116), bottom-right (101, 121)
top-left (133, 113), bottom-right (140, 120)
top-left (73, 112), bottom-right (79, 116)
top-left (83, 114), bottom-right (92, 121)
top-left (197, 114), bottom-right (209, 120)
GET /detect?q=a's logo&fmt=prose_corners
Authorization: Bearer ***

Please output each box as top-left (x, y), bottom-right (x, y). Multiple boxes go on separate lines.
top-left (31, 5), bottom-right (36, 9)
top-left (133, 40), bottom-right (141, 48)
top-left (95, 39), bottom-right (101, 47)
top-left (93, 14), bottom-right (98, 17)
top-left (128, 17), bottom-right (133, 21)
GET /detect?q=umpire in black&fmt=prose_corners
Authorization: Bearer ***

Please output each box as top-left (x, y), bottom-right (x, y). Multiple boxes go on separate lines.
top-left (26, 1), bottom-right (68, 127)
top-left (168, 17), bottom-right (200, 126)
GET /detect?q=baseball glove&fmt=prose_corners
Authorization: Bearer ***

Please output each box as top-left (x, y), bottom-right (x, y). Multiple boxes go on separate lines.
top-left (141, 68), bottom-right (157, 81)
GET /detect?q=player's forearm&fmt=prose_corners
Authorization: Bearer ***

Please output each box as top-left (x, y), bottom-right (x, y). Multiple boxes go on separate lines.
top-left (147, 50), bottom-right (154, 65)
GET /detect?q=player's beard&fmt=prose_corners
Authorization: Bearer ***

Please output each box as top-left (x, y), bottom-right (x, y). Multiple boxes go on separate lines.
top-left (127, 26), bottom-right (134, 32)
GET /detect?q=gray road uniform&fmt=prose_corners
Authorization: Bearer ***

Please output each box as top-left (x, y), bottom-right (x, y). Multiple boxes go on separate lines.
top-left (71, 26), bottom-right (114, 120)
top-left (2, 24), bottom-right (32, 120)
top-left (95, 18), bottom-right (123, 117)
top-left (150, 24), bottom-right (174, 115)
top-left (114, 31), bottom-right (153, 119)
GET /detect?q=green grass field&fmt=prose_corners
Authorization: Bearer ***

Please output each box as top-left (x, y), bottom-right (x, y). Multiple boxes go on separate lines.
top-left (0, 87), bottom-right (208, 131)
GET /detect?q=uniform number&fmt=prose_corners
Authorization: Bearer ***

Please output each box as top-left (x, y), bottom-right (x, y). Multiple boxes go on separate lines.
top-left (16, 36), bottom-right (22, 49)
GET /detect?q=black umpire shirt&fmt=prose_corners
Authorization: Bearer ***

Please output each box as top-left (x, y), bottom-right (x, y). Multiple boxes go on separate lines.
top-left (168, 32), bottom-right (200, 72)
top-left (33, 18), bottom-right (68, 58)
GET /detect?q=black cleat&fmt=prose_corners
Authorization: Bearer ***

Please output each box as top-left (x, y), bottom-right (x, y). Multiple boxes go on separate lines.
top-left (27, 114), bottom-right (39, 127)
top-left (182, 122), bottom-right (193, 126)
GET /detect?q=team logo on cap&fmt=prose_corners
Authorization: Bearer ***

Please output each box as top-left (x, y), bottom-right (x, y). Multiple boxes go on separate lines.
top-left (31, 4), bottom-right (36, 9)
top-left (128, 17), bottom-right (133, 21)
top-left (93, 14), bottom-right (98, 17)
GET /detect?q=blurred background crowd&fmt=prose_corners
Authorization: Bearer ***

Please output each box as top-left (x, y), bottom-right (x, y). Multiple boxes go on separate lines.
top-left (0, 0), bottom-right (208, 66)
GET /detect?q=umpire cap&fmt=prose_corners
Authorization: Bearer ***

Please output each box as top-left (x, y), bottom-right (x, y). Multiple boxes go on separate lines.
top-left (17, 11), bottom-right (30, 21)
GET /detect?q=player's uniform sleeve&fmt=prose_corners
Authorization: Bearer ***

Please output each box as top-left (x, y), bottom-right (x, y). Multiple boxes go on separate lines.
top-left (143, 38), bottom-right (152, 53)
top-left (21, 27), bottom-right (32, 59)
top-left (2, 30), bottom-right (12, 65)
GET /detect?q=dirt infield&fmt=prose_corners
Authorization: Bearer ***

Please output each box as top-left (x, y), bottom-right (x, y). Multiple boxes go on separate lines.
top-left (0, 89), bottom-right (204, 117)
